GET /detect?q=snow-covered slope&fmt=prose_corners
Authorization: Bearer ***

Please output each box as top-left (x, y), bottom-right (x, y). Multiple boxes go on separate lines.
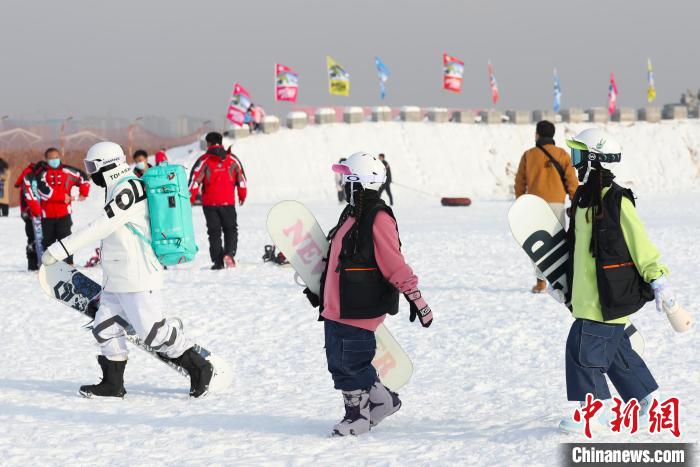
top-left (168, 120), bottom-right (700, 202)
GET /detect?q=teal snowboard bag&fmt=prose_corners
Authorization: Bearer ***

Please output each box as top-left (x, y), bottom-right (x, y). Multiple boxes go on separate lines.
top-left (118, 162), bottom-right (198, 266)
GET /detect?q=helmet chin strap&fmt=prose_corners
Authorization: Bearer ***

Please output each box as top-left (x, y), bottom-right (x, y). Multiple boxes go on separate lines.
top-left (580, 162), bottom-right (593, 184)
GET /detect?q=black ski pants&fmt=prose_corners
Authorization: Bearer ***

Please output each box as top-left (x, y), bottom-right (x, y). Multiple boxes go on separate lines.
top-left (203, 205), bottom-right (238, 266)
top-left (42, 215), bottom-right (73, 264)
top-left (23, 215), bottom-right (38, 270)
top-left (379, 183), bottom-right (394, 205)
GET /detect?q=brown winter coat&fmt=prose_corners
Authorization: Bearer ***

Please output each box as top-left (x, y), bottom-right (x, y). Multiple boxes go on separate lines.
top-left (0, 168), bottom-right (10, 204)
top-left (514, 143), bottom-right (578, 203)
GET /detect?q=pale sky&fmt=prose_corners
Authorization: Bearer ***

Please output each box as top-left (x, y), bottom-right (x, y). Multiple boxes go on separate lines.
top-left (1, 0), bottom-right (697, 122)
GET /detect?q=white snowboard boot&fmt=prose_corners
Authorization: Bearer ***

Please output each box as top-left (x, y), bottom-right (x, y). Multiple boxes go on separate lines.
top-left (331, 389), bottom-right (371, 437)
top-left (559, 400), bottom-right (612, 435)
top-left (368, 382), bottom-right (401, 427)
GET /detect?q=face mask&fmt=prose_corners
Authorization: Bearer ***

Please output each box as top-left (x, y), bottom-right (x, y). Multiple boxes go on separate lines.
top-left (91, 171), bottom-right (106, 188)
top-left (48, 159), bottom-right (61, 169)
top-left (135, 161), bottom-right (146, 170)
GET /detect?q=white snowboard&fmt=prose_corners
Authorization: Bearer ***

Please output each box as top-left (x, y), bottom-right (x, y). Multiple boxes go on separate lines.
top-left (507, 194), bottom-right (645, 355)
top-left (267, 200), bottom-right (413, 391)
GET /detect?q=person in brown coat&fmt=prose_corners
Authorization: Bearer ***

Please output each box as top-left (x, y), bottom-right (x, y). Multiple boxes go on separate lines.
top-left (514, 120), bottom-right (578, 293)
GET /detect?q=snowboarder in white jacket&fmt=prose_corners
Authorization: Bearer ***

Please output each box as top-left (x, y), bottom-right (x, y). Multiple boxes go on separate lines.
top-left (41, 142), bottom-right (214, 398)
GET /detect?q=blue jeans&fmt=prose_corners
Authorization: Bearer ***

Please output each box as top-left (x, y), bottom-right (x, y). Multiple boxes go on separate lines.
top-left (324, 320), bottom-right (378, 391)
top-left (566, 319), bottom-right (658, 402)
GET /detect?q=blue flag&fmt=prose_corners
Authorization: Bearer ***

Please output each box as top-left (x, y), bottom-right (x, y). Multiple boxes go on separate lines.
top-left (553, 68), bottom-right (562, 113)
top-left (375, 56), bottom-right (390, 100)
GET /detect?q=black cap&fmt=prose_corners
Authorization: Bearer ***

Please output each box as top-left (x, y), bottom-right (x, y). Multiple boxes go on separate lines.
top-left (205, 132), bottom-right (223, 145)
top-left (536, 120), bottom-right (555, 138)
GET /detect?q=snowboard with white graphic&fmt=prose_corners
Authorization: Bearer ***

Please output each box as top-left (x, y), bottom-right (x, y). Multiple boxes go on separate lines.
top-left (507, 194), bottom-right (645, 355)
top-left (38, 261), bottom-right (232, 393)
top-left (267, 200), bottom-right (413, 391)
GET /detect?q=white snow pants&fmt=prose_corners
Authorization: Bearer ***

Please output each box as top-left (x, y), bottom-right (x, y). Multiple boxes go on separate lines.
top-left (92, 290), bottom-right (193, 361)
top-left (535, 202), bottom-right (567, 281)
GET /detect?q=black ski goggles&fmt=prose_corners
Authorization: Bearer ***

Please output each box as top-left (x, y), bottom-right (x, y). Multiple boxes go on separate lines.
top-left (569, 146), bottom-right (621, 167)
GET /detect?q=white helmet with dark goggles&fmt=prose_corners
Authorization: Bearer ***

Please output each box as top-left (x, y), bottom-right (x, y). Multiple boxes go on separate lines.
top-left (84, 141), bottom-right (127, 174)
top-left (332, 152), bottom-right (386, 206)
top-left (566, 128), bottom-right (622, 169)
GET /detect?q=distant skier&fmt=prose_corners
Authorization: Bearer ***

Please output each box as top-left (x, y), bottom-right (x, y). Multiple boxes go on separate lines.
top-left (377, 153), bottom-right (394, 205)
top-left (0, 158), bottom-right (10, 216)
top-left (132, 149), bottom-right (152, 178)
top-left (15, 161), bottom-right (42, 270)
top-left (28, 148), bottom-right (90, 265)
top-left (41, 142), bottom-right (214, 399)
top-left (515, 121), bottom-right (578, 293)
top-left (304, 152), bottom-right (433, 437)
top-left (189, 132), bottom-right (247, 269)
top-left (555, 129), bottom-right (669, 434)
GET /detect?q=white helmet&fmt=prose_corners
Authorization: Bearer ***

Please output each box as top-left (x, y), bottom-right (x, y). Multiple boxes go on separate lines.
top-left (566, 128), bottom-right (622, 169)
top-left (84, 141), bottom-right (126, 174)
top-left (332, 152), bottom-right (386, 206)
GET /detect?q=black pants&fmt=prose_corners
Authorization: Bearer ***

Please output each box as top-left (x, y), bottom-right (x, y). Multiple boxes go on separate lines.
top-left (0, 203), bottom-right (8, 216)
top-left (379, 183), bottom-right (394, 205)
top-left (23, 215), bottom-right (38, 270)
top-left (203, 205), bottom-right (238, 266)
top-left (42, 215), bottom-right (73, 264)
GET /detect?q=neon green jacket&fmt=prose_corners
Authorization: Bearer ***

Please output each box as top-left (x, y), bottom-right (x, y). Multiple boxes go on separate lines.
top-left (571, 187), bottom-right (668, 324)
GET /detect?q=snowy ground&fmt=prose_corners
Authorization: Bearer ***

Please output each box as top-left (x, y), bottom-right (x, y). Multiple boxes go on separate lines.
top-left (0, 190), bottom-right (698, 465)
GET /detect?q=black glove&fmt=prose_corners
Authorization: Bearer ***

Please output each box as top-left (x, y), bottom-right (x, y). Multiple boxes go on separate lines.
top-left (403, 289), bottom-right (433, 328)
top-left (303, 288), bottom-right (320, 308)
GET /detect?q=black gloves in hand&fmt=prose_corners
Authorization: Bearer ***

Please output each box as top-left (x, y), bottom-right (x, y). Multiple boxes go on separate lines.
top-left (303, 287), bottom-right (320, 308)
top-left (403, 289), bottom-right (433, 328)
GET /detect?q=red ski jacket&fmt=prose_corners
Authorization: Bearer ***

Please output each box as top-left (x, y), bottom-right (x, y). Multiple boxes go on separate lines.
top-left (188, 145), bottom-right (247, 206)
top-left (26, 164), bottom-right (90, 218)
top-left (15, 163), bottom-right (37, 215)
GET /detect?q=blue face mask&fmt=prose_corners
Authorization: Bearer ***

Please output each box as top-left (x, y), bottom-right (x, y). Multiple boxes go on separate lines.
top-left (48, 159), bottom-right (61, 169)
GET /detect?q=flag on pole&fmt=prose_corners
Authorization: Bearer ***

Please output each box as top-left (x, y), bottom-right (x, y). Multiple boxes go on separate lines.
top-left (375, 56), bottom-right (390, 100)
top-left (647, 58), bottom-right (656, 103)
top-left (327, 56), bottom-right (350, 96)
top-left (553, 68), bottom-right (562, 113)
top-left (608, 72), bottom-right (618, 115)
top-left (488, 61), bottom-right (499, 104)
top-left (226, 83), bottom-right (251, 126)
top-left (442, 53), bottom-right (464, 93)
top-left (275, 63), bottom-right (299, 102)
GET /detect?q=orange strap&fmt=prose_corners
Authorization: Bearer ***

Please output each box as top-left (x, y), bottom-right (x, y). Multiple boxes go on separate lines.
top-left (602, 262), bottom-right (634, 270)
top-left (344, 268), bottom-right (377, 271)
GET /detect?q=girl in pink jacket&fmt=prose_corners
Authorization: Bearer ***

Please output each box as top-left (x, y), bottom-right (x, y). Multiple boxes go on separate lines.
top-left (304, 152), bottom-right (433, 437)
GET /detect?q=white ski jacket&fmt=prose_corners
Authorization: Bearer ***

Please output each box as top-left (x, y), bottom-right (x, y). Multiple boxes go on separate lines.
top-left (47, 163), bottom-right (163, 293)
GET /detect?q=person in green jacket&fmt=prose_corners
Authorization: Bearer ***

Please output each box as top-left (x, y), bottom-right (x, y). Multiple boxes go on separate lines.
top-left (554, 128), bottom-right (677, 435)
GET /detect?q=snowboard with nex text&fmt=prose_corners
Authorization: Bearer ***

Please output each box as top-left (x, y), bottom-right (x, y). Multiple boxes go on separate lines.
top-left (507, 194), bottom-right (645, 355)
top-left (38, 261), bottom-right (232, 392)
top-left (267, 200), bottom-right (413, 391)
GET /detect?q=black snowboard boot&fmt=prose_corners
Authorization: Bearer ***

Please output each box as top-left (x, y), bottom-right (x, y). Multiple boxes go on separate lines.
top-left (169, 347), bottom-right (214, 398)
top-left (79, 355), bottom-right (127, 398)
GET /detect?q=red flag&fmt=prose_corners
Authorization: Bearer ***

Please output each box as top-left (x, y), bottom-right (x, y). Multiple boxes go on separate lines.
top-left (488, 61), bottom-right (499, 104)
top-left (226, 83), bottom-right (252, 126)
top-left (608, 72), bottom-right (618, 115)
top-left (275, 63), bottom-right (299, 103)
top-left (443, 53), bottom-right (465, 93)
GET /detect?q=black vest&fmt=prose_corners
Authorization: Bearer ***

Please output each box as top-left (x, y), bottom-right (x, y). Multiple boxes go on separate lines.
top-left (319, 199), bottom-right (400, 320)
top-left (567, 183), bottom-right (654, 321)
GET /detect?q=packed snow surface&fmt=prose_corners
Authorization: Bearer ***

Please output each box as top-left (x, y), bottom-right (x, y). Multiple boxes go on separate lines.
top-left (1, 121), bottom-right (699, 465)
top-left (1, 197), bottom-right (698, 465)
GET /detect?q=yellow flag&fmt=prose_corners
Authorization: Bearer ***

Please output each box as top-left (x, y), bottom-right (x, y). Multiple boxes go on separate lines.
top-left (647, 58), bottom-right (656, 103)
top-left (327, 56), bottom-right (350, 96)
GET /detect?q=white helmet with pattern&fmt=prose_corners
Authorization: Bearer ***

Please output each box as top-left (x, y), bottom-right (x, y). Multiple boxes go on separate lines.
top-left (84, 141), bottom-right (126, 174)
top-left (566, 128), bottom-right (622, 168)
top-left (332, 152), bottom-right (386, 206)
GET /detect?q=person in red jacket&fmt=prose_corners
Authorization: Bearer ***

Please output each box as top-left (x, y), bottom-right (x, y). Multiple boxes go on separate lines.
top-left (15, 161), bottom-right (42, 270)
top-left (189, 132), bottom-right (247, 269)
top-left (28, 147), bottom-right (90, 264)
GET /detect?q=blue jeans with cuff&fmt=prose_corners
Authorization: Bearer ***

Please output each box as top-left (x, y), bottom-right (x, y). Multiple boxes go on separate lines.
top-left (324, 319), bottom-right (378, 391)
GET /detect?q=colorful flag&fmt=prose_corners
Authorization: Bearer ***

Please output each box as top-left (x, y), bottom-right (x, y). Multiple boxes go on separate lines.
top-left (275, 63), bottom-right (299, 102)
top-left (442, 53), bottom-right (464, 93)
top-left (647, 58), bottom-right (656, 103)
top-left (375, 56), bottom-right (390, 100)
top-left (608, 72), bottom-right (618, 115)
top-left (553, 68), bottom-right (562, 112)
top-left (488, 61), bottom-right (499, 104)
top-left (327, 56), bottom-right (350, 96)
top-left (226, 83), bottom-right (251, 126)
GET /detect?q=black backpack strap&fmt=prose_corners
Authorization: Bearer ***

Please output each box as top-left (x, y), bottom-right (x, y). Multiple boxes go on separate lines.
top-left (537, 144), bottom-right (568, 191)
